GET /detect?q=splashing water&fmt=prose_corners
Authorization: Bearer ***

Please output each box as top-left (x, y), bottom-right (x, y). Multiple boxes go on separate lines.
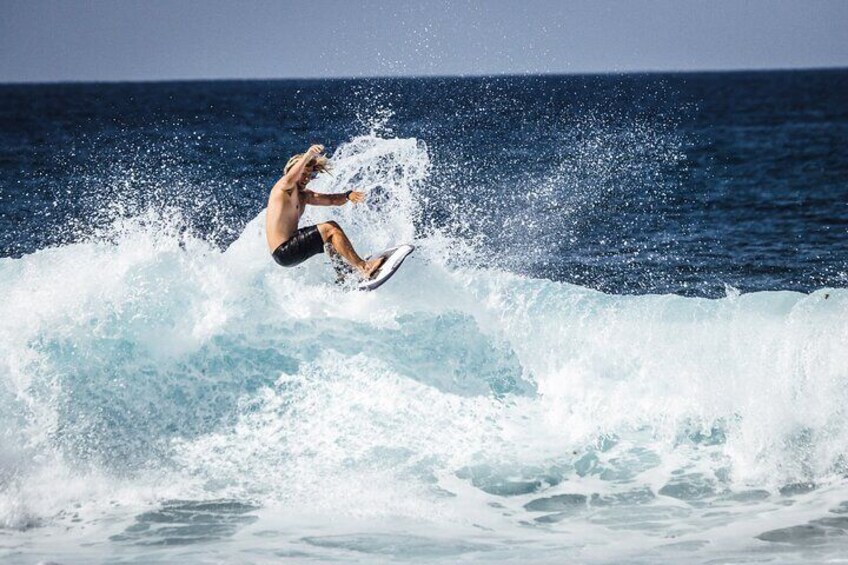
top-left (1, 129), bottom-right (848, 563)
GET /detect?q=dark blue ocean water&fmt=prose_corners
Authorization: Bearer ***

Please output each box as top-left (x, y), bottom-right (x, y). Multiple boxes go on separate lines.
top-left (2, 71), bottom-right (848, 564)
top-left (2, 69), bottom-right (846, 296)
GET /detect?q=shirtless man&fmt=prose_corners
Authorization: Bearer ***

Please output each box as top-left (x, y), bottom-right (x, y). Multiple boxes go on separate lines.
top-left (266, 144), bottom-right (385, 278)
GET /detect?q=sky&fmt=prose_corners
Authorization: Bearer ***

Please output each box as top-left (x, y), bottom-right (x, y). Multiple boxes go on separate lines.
top-left (1, 0), bottom-right (847, 83)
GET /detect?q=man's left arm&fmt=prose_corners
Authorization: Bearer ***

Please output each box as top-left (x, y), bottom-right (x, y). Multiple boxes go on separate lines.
top-left (303, 190), bottom-right (365, 206)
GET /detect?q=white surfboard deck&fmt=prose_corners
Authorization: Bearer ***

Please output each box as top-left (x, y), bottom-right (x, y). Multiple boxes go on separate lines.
top-left (357, 244), bottom-right (415, 292)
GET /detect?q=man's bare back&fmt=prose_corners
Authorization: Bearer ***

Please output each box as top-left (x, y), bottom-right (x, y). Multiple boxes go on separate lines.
top-left (266, 144), bottom-right (385, 278)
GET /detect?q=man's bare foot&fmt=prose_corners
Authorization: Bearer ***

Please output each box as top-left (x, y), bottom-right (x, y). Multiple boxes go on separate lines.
top-left (361, 256), bottom-right (387, 279)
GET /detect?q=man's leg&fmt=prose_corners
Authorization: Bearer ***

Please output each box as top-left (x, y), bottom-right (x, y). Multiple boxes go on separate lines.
top-left (317, 221), bottom-right (385, 278)
top-left (325, 243), bottom-right (355, 285)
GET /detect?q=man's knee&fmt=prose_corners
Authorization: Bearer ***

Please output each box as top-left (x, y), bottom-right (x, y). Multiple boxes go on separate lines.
top-left (324, 220), bottom-right (342, 235)
top-left (319, 221), bottom-right (341, 240)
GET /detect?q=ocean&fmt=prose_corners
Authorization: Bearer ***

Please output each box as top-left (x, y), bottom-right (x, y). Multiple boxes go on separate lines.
top-left (1, 70), bottom-right (847, 563)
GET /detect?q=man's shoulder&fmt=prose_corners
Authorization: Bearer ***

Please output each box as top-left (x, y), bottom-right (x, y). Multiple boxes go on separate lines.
top-left (272, 177), bottom-right (297, 196)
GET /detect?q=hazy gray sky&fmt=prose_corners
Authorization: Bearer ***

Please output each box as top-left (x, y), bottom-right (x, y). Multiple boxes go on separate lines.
top-left (2, 0), bottom-right (847, 83)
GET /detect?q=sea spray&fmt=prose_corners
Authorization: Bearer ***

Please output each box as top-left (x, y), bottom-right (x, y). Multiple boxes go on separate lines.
top-left (2, 73), bottom-right (848, 561)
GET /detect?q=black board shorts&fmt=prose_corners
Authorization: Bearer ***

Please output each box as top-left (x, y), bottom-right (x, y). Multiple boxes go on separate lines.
top-left (272, 225), bottom-right (325, 267)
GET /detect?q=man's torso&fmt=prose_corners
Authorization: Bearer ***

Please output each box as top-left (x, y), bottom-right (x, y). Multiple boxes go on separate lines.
top-left (266, 181), bottom-right (305, 251)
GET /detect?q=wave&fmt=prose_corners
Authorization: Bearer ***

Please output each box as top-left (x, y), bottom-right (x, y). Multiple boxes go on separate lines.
top-left (1, 133), bottom-right (847, 536)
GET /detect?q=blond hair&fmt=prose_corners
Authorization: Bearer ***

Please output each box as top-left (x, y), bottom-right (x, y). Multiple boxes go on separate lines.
top-left (284, 152), bottom-right (332, 175)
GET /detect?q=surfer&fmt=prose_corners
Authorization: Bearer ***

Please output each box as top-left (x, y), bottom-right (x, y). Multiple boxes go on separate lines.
top-left (266, 144), bottom-right (385, 278)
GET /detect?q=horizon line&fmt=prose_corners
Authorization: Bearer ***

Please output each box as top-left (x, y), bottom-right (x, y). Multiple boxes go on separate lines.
top-left (1, 64), bottom-right (847, 88)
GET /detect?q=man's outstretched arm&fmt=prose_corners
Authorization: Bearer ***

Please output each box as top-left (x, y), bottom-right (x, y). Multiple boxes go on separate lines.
top-left (304, 190), bottom-right (366, 206)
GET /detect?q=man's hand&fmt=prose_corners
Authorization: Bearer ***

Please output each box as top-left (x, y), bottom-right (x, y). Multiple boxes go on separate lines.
top-left (305, 144), bottom-right (324, 159)
top-left (347, 191), bottom-right (366, 204)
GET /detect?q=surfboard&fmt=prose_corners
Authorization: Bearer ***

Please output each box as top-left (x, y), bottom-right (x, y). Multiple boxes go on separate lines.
top-left (357, 244), bottom-right (415, 292)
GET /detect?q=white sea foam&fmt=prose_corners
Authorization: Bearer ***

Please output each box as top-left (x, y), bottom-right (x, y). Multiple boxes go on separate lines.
top-left (1, 133), bottom-right (848, 562)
